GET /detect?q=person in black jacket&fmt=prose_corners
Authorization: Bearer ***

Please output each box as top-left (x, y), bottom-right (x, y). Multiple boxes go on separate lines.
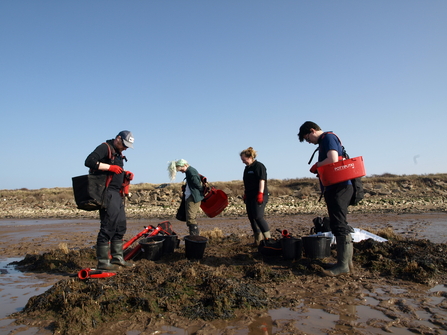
top-left (85, 130), bottom-right (135, 270)
top-left (240, 147), bottom-right (271, 246)
top-left (168, 159), bottom-right (204, 236)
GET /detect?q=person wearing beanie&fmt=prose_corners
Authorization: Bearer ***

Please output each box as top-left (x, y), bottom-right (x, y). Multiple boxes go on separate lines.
top-left (168, 159), bottom-right (204, 236)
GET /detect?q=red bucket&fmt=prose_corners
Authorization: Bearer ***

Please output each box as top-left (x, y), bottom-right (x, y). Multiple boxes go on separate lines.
top-left (317, 156), bottom-right (366, 187)
top-left (200, 188), bottom-right (228, 218)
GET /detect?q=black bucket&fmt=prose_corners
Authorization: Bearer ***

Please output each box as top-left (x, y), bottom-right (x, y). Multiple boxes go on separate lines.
top-left (139, 236), bottom-right (164, 261)
top-left (280, 237), bottom-right (302, 260)
top-left (302, 236), bottom-right (332, 259)
top-left (184, 235), bottom-right (208, 260)
top-left (162, 234), bottom-right (179, 254)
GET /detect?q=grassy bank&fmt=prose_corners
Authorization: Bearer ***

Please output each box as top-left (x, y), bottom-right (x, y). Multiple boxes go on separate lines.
top-left (1, 173), bottom-right (446, 219)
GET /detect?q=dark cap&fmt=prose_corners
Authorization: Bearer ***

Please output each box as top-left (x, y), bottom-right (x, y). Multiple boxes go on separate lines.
top-left (117, 130), bottom-right (134, 148)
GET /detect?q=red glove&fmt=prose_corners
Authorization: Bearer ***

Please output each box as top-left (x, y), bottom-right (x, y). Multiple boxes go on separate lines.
top-left (257, 192), bottom-right (264, 204)
top-left (125, 171), bottom-right (134, 181)
top-left (108, 165), bottom-right (123, 174)
top-left (121, 184), bottom-right (130, 197)
top-left (309, 163), bottom-right (318, 174)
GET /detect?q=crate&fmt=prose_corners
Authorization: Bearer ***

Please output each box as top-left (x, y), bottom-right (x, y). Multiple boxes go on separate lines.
top-left (317, 156), bottom-right (366, 187)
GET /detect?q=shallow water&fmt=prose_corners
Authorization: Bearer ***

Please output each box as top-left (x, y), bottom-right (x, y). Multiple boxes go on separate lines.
top-left (0, 258), bottom-right (63, 334)
top-left (1, 214), bottom-right (447, 334)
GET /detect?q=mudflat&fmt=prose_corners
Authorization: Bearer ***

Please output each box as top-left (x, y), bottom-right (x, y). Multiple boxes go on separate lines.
top-left (1, 212), bottom-right (447, 335)
top-left (1, 175), bottom-right (447, 334)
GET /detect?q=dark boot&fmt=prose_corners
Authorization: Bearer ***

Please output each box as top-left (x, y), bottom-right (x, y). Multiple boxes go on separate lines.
top-left (96, 243), bottom-right (120, 271)
top-left (322, 235), bottom-right (353, 277)
top-left (110, 240), bottom-right (135, 267)
top-left (188, 224), bottom-right (200, 236)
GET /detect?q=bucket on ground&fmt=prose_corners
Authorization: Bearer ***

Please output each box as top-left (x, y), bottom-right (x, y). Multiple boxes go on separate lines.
top-left (281, 237), bottom-right (302, 260)
top-left (184, 235), bottom-right (208, 260)
top-left (200, 189), bottom-right (229, 218)
top-left (139, 236), bottom-right (164, 261)
top-left (302, 236), bottom-right (332, 259)
top-left (162, 234), bottom-right (179, 254)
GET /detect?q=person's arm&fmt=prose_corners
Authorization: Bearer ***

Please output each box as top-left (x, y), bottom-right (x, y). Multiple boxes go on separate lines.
top-left (257, 179), bottom-right (266, 204)
top-left (258, 179), bottom-right (265, 193)
top-left (317, 150), bottom-right (339, 167)
top-left (85, 143), bottom-right (122, 173)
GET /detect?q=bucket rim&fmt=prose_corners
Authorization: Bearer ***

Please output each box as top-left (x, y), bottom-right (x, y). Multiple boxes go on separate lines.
top-left (302, 235), bottom-right (332, 240)
top-left (184, 235), bottom-right (208, 242)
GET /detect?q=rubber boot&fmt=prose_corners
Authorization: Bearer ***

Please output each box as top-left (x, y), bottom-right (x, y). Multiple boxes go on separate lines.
top-left (325, 234), bottom-right (354, 272)
top-left (96, 243), bottom-right (120, 271)
top-left (188, 224), bottom-right (200, 236)
top-left (248, 232), bottom-right (263, 247)
top-left (322, 235), bottom-right (353, 277)
top-left (263, 231), bottom-right (271, 240)
top-left (110, 240), bottom-right (135, 267)
top-left (255, 232), bottom-right (263, 244)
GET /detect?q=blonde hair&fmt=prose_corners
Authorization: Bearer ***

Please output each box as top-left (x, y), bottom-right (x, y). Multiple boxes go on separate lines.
top-left (167, 159), bottom-right (188, 181)
top-left (240, 147), bottom-right (257, 159)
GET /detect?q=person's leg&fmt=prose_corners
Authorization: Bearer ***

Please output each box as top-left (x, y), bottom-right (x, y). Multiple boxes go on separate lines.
top-left (247, 199), bottom-right (271, 241)
top-left (325, 184), bottom-right (353, 236)
top-left (96, 191), bottom-right (119, 270)
top-left (186, 196), bottom-right (201, 235)
top-left (323, 184), bottom-right (354, 276)
top-left (245, 200), bottom-right (263, 245)
top-left (252, 200), bottom-right (271, 239)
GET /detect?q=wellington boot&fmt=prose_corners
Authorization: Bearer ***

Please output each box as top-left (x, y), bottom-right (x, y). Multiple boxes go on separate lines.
top-left (96, 243), bottom-right (120, 271)
top-left (263, 231), bottom-right (271, 239)
top-left (322, 235), bottom-right (353, 277)
top-left (110, 240), bottom-right (135, 267)
top-left (324, 235), bottom-right (354, 272)
top-left (188, 224), bottom-right (200, 236)
top-left (248, 232), bottom-right (263, 247)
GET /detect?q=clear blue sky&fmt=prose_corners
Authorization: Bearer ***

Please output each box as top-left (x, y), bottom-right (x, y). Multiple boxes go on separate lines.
top-left (1, 1), bottom-right (446, 190)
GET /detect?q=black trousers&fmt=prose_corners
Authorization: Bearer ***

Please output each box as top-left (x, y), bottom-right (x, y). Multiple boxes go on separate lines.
top-left (323, 183), bottom-right (353, 236)
top-left (245, 197), bottom-right (270, 234)
top-left (97, 189), bottom-right (127, 244)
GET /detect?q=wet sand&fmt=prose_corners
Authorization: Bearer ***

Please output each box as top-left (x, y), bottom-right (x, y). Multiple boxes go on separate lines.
top-left (1, 213), bottom-right (447, 334)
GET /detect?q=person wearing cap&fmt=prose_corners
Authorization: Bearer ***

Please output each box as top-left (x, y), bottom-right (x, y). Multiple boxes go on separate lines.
top-left (85, 130), bottom-right (135, 270)
top-left (240, 147), bottom-right (271, 246)
top-left (298, 121), bottom-right (354, 277)
top-left (168, 159), bottom-right (204, 236)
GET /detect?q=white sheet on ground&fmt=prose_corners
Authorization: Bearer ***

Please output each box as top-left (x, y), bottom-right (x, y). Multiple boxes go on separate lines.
top-left (308, 229), bottom-right (387, 244)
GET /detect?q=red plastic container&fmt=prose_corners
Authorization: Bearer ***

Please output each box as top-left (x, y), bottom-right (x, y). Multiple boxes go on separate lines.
top-left (200, 188), bottom-right (228, 218)
top-left (317, 156), bottom-right (366, 186)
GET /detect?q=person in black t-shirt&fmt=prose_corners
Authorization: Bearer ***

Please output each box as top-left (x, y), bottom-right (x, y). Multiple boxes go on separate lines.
top-left (240, 147), bottom-right (271, 246)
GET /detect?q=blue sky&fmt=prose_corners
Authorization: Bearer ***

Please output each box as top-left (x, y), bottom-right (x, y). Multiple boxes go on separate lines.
top-left (1, 1), bottom-right (446, 190)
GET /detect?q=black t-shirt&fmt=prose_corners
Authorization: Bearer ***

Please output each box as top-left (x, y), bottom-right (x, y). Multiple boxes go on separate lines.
top-left (243, 160), bottom-right (268, 198)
